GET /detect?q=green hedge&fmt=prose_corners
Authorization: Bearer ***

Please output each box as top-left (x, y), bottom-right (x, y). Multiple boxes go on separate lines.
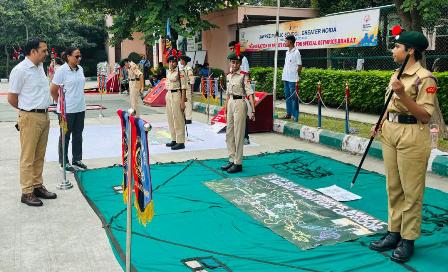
top-left (251, 67), bottom-right (448, 122)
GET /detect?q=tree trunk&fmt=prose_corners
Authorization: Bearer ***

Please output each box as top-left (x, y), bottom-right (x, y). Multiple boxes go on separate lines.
top-left (394, 0), bottom-right (412, 30)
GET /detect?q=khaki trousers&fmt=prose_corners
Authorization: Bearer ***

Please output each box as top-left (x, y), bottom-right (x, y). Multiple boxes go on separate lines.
top-left (381, 120), bottom-right (430, 240)
top-left (165, 91), bottom-right (185, 143)
top-left (129, 82), bottom-right (141, 117)
top-left (226, 98), bottom-right (247, 165)
top-left (185, 84), bottom-right (193, 121)
top-left (18, 111), bottom-right (50, 194)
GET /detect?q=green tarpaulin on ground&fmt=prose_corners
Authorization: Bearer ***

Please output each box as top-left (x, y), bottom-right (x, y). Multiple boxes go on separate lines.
top-left (75, 150), bottom-right (447, 272)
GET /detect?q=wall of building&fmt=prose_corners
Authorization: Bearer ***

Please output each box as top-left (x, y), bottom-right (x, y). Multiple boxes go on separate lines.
top-left (121, 32), bottom-right (147, 61)
top-left (202, 9), bottom-right (239, 73)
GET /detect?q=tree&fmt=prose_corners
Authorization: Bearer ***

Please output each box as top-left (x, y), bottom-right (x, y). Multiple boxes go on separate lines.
top-left (316, 0), bottom-right (393, 15)
top-left (243, 0), bottom-right (313, 7)
top-left (0, 0), bottom-right (108, 77)
top-left (76, 0), bottom-right (239, 46)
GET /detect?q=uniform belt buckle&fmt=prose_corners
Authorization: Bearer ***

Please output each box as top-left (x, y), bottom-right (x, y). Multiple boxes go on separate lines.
top-left (388, 113), bottom-right (398, 122)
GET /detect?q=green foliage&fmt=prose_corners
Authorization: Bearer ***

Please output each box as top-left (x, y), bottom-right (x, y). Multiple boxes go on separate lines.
top-left (76, 0), bottom-right (239, 45)
top-left (251, 67), bottom-right (448, 121)
top-left (242, 1), bottom-right (313, 8)
top-left (316, 0), bottom-right (393, 15)
top-left (210, 68), bottom-right (225, 79)
top-left (401, 0), bottom-right (448, 29)
top-left (128, 52), bottom-right (142, 64)
top-left (0, 0), bottom-right (108, 77)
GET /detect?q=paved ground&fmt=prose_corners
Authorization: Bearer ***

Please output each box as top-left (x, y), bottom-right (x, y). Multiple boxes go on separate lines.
top-left (0, 89), bottom-right (446, 271)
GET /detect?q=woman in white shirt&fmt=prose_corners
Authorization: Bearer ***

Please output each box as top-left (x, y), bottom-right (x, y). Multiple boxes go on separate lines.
top-left (50, 47), bottom-right (87, 171)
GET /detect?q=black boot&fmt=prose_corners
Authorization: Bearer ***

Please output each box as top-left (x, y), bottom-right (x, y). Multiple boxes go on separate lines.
top-left (171, 143), bottom-right (185, 150)
top-left (220, 162), bottom-right (233, 171)
top-left (166, 141), bottom-right (176, 147)
top-left (369, 232), bottom-right (401, 252)
top-left (391, 239), bottom-right (414, 263)
top-left (227, 164), bottom-right (242, 174)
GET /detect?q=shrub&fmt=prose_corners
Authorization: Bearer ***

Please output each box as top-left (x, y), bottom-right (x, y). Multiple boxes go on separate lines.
top-left (250, 67), bottom-right (448, 121)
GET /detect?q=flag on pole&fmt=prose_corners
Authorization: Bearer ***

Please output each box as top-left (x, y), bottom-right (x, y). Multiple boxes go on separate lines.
top-left (131, 116), bottom-right (154, 225)
top-left (117, 109), bottom-right (131, 203)
top-left (164, 18), bottom-right (173, 61)
top-left (58, 86), bottom-right (68, 134)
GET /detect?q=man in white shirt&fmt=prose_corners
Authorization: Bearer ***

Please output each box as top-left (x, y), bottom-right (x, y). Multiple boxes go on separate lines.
top-left (281, 35), bottom-right (302, 122)
top-left (228, 41), bottom-right (251, 144)
top-left (8, 38), bottom-right (57, 207)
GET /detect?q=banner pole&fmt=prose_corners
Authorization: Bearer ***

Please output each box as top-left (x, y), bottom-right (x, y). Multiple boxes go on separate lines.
top-left (57, 86), bottom-right (73, 190)
top-left (345, 82), bottom-right (350, 134)
top-left (272, 0), bottom-right (280, 118)
top-left (125, 108), bottom-right (134, 272)
top-left (317, 82), bottom-right (322, 128)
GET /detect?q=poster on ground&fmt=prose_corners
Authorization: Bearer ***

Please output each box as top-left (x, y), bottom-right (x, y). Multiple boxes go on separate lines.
top-left (205, 173), bottom-right (387, 250)
top-left (240, 8), bottom-right (380, 51)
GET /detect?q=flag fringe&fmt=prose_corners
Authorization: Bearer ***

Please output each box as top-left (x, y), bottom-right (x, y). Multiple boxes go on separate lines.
top-left (122, 180), bottom-right (128, 204)
top-left (134, 200), bottom-right (154, 226)
top-left (59, 119), bottom-right (68, 134)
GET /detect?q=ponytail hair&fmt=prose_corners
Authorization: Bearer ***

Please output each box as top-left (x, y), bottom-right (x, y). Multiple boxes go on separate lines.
top-left (62, 47), bottom-right (80, 62)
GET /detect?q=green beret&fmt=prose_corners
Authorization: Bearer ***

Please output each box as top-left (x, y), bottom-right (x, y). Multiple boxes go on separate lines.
top-left (395, 31), bottom-right (429, 51)
top-left (227, 52), bottom-right (242, 61)
top-left (167, 55), bottom-right (177, 62)
top-left (179, 55), bottom-right (191, 62)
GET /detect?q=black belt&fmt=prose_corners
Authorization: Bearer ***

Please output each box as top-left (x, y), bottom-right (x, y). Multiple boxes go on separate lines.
top-left (232, 95), bottom-right (244, 99)
top-left (169, 89), bottom-right (178, 93)
top-left (387, 112), bottom-right (418, 124)
top-left (20, 108), bottom-right (48, 113)
top-left (129, 78), bottom-right (140, 81)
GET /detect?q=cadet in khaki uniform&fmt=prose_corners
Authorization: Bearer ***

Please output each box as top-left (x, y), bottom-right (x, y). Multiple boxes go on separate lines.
top-left (126, 61), bottom-right (144, 117)
top-left (220, 52), bottom-right (256, 173)
top-left (369, 31), bottom-right (437, 263)
top-left (179, 56), bottom-right (194, 124)
top-left (165, 55), bottom-right (188, 150)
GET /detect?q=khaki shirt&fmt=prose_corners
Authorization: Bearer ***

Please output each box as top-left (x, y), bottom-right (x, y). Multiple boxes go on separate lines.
top-left (183, 65), bottom-right (195, 85)
top-left (386, 62), bottom-right (437, 116)
top-left (128, 62), bottom-right (143, 89)
top-left (166, 68), bottom-right (188, 90)
top-left (226, 69), bottom-right (254, 96)
top-left (128, 62), bottom-right (142, 79)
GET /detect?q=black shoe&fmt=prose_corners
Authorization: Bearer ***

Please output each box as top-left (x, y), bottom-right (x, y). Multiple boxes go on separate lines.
top-left (72, 160), bottom-right (88, 170)
top-left (391, 239), bottom-right (414, 263)
top-left (221, 162), bottom-right (234, 171)
top-left (185, 120), bottom-right (192, 124)
top-left (227, 164), bottom-right (242, 173)
top-left (33, 186), bottom-right (57, 199)
top-left (60, 163), bottom-right (75, 172)
top-left (21, 193), bottom-right (43, 206)
top-left (243, 138), bottom-right (250, 145)
top-left (171, 143), bottom-right (185, 150)
top-left (166, 141), bottom-right (176, 147)
top-left (369, 232), bottom-right (401, 252)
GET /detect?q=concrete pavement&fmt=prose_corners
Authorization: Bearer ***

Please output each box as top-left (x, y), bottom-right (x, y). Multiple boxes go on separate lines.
top-left (0, 91), bottom-right (446, 272)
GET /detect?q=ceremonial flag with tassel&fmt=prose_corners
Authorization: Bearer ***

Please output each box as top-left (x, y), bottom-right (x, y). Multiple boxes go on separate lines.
top-left (117, 109), bottom-right (131, 203)
top-left (130, 116), bottom-right (154, 225)
top-left (58, 86), bottom-right (68, 134)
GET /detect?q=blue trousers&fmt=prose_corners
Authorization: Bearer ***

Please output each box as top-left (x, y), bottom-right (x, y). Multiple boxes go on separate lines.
top-left (283, 81), bottom-right (298, 121)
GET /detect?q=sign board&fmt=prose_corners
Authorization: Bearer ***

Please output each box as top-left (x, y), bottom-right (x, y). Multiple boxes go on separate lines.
top-left (240, 9), bottom-right (380, 51)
